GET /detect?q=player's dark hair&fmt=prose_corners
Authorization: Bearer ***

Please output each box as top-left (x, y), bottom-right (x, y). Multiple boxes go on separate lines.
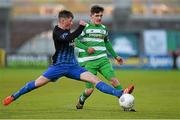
top-left (58, 10), bottom-right (74, 19)
top-left (91, 5), bottom-right (104, 14)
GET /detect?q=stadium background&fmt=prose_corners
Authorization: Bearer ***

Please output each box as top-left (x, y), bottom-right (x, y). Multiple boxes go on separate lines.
top-left (0, 0), bottom-right (180, 119)
top-left (0, 0), bottom-right (180, 69)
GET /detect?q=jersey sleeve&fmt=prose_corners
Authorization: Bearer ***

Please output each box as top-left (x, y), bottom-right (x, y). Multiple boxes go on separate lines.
top-left (54, 25), bottom-right (85, 42)
top-left (104, 35), bottom-right (118, 58)
top-left (75, 30), bottom-right (88, 51)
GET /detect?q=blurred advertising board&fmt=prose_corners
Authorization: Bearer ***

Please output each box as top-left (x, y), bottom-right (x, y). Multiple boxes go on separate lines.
top-left (143, 55), bottom-right (173, 69)
top-left (109, 33), bottom-right (138, 56)
top-left (6, 54), bottom-right (50, 68)
top-left (143, 30), bottom-right (167, 55)
top-left (177, 56), bottom-right (180, 69)
top-left (111, 55), bottom-right (173, 69)
top-left (110, 57), bottom-right (143, 69)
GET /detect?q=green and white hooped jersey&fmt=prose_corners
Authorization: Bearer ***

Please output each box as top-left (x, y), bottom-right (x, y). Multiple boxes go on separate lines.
top-left (75, 23), bottom-right (109, 63)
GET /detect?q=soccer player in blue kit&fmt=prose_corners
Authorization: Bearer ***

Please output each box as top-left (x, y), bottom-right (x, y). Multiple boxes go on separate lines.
top-left (3, 10), bottom-right (134, 106)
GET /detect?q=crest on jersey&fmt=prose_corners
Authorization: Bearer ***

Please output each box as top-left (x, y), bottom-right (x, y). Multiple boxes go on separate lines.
top-left (61, 33), bottom-right (68, 39)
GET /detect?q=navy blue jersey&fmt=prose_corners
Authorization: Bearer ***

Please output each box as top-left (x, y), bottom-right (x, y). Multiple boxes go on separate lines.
top-left (52, 25), bottom-right (85, 65)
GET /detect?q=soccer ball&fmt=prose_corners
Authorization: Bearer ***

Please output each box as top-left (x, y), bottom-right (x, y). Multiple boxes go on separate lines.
top-left (119, 94), bottom-right (135, 110)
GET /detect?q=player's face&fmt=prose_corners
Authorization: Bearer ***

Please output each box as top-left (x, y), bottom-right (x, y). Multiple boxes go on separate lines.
top-left (90, 12), bottom-right (103, 25)
top-left (60, 17), bottom-right (73, 30)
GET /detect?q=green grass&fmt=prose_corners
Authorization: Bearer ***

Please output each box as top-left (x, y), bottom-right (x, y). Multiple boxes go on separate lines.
top-left (0, 68), bottom-right (180, 119)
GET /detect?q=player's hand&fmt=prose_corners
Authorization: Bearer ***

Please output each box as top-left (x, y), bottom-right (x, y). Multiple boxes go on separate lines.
top-left (115, 56), bottom-right (124, 65)
top-left (87, 48), bottom-right (95, 54)
top-left (79, 20), bottom-right (87, 26)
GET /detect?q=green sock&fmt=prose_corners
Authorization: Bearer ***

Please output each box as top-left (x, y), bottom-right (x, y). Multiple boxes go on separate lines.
top-left (80, 90), bottom-right (89, 102)
top-left (115, 85), bottom-right (123, 90)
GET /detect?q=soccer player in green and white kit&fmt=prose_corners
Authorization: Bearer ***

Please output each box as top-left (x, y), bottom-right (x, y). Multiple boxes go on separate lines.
top-left (75, 5), bottom-right (134, 109)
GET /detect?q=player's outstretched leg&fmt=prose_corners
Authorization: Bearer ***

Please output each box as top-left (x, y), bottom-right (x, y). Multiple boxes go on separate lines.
top-left (80, 72), bottom-right (121, 97)
top-left (76, 83), bottom-right (134, 110)
top-left (76, 77), bottom-right (124, 109)
top-left (80, 72), bottom-right (134, 98)
top-left (3, 80), bottom-right (37, 106)
top-left (2, 76), bottom-right (49, 106)
top-left (76, 82), bottom-right (128, 109)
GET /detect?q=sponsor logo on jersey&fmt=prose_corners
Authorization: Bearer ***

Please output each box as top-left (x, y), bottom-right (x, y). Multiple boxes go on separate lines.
top-left (86, 29), bottom-right (106, 34)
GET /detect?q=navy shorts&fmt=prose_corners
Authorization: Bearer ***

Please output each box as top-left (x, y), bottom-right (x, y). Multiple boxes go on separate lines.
top-left (43, 64), bottom-right (87, 82)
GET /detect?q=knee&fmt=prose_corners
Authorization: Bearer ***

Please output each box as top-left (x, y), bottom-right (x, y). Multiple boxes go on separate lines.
top-left (110, 78), bottom-right (120, 87)
top-left (90, 75), bottom-right (101, 84)
top-left (35, 76), bottom-right (49, 87)
top-left (86, 88), bottom-right (94, 96)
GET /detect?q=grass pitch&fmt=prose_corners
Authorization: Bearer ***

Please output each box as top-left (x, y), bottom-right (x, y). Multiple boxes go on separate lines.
top-left (0, 68), bottom-right (180, 119)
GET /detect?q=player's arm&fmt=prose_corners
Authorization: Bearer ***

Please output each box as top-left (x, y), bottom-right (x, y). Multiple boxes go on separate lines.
top-left (75, 32), bottom-right (95, 54)
top-left (55, 25), bottom-right (85, 42)
top-left (75, 34), bottom-right (88, 51)
top-left (104, 36), bottom-right (124, 64)
top-left (55, 20), bottom-right (86, 42)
